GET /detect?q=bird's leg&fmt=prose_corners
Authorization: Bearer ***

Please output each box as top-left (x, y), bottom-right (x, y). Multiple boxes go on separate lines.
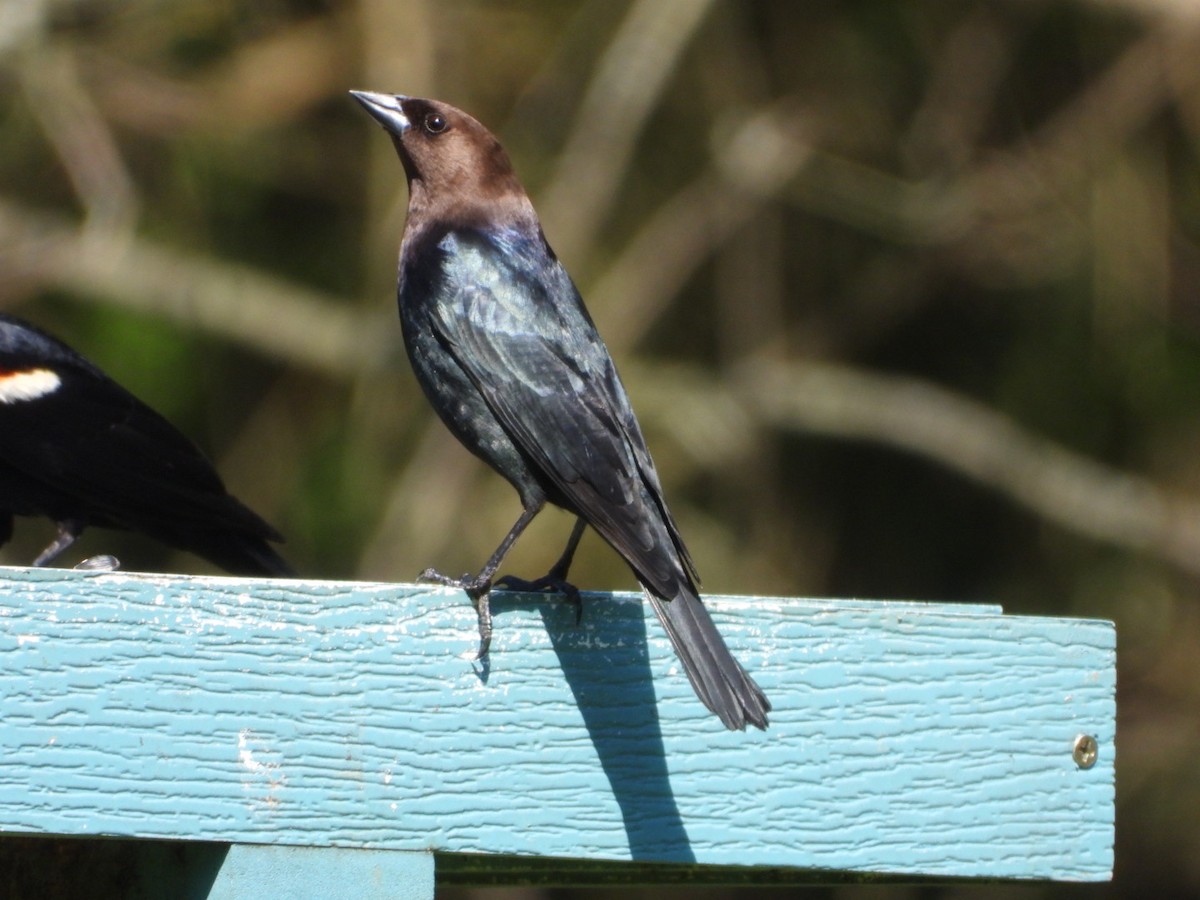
top-left (495, 517), bottom-right (586, 622)
top-left (32, 520), bottom-right (83, 567)
top-left (418, 503), bottom-right (542, 657)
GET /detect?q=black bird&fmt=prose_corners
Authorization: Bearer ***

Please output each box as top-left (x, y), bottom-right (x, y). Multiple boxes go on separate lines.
top-left (0, 312), bottom-right (293, 576)
top-left (352, 91), bottom-right (770, 731)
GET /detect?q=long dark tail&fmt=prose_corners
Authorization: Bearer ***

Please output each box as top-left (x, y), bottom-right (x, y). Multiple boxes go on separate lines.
top-left (216, 540), bottom-right (295, 577)
top-left (645, 585), bottom-right (770, 731)
top-left (178, 532), bottom-right (296, 578)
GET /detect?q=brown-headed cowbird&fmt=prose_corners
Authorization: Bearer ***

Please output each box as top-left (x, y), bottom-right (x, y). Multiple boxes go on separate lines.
top-left (0, 312), bottom-right (293, 576)
top-left (352, 91), bottom-right (769, 731)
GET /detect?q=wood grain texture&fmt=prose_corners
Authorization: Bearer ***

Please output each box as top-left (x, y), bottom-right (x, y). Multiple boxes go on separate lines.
top-left (0, 566), bottom-right (1114, 881)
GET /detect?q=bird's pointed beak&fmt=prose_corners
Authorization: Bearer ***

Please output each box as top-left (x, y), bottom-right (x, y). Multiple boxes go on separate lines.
top-left (350, 90), bottom-right (410, 135)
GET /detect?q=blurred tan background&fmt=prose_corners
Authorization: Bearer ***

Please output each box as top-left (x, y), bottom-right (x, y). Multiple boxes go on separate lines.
top-left (2, 0), bottom-right (1199, 896)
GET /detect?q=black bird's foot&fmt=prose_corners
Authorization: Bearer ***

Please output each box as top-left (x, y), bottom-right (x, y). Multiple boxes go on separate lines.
top-left (417, 566), bottom-right (492, 596)
top-left (73, 555), bottom-right (121, 572)
top-left (494, 572), bottom-right (584, 624)
top-left (417, 568), bottom-right (494, 659)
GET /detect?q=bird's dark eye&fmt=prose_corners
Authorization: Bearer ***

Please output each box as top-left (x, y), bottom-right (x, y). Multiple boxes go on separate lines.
top-left (423, 113), bottom-right (447, 135)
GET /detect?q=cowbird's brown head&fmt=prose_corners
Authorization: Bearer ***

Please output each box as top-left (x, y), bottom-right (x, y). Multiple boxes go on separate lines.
top-left (350, 91), bottom-right (534, 231)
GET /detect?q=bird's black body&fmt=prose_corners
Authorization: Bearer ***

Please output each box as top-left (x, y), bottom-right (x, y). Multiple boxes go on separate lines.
top-left (0, 313), bottom-right (293, 576)
top-left (353, 91), bottom-right (769, 730)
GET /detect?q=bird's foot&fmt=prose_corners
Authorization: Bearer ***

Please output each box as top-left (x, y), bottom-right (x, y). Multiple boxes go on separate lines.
top-left (73, 555), bottom-right (121, 572)
top-left (417, 568), bottom-right (494, 659)
top-left (417, 566), bottom-right (495, 596)
top-left (494, 572), bottom-right (584, 625)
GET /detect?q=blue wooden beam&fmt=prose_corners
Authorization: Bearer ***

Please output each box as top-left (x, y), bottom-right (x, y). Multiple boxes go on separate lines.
top-left (0, 566), bottom-right (1114, 886)
top-left (208, 846), bottom-right (434, 900)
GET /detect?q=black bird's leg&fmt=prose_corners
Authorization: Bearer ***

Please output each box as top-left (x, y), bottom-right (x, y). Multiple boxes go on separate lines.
top-left (495, 517), bottom-right (586, 622)
top-left (418, 503), bottom-right (542, 657)
top-left (32, 520), bottom-right (83, 567)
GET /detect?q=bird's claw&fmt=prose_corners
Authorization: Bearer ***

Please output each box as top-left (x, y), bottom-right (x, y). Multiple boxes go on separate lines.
top-left (418, 567), bottom-right (494, 657)
top-left (494, 573), bottom-right (584, 624)
top-left (472, 591), bottom-right (493, 659)
top-left (417, 567), bottom-right (491, 596)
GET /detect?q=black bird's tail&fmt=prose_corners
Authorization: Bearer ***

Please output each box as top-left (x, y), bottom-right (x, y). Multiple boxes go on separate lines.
top-left (198, 537), bottom-right (295, 578)
top-left (645, 585), bottom-right (770, 731)
top-left (153, 492), bottom-right (296, 577)
top-left (163, 527), bottom-right (296, 578)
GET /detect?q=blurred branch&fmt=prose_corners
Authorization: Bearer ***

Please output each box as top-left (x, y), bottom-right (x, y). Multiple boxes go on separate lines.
top-left (0, 0), bottom-right (47, 58)
top-left (591, 102), bottom-right (813, 350)
top-left (537, 0), bottom-right (716, 261)
top-left (622, 354), bottom-right (1200, 579)
top-left (572, 13), bottom-right (1200, 371)
top-left (964, 22), bottom-right (1200, 213)
top-left (780, 24), bottom-right (1200, 282)
top-left (902, 8), bottom-right (1012, 175)
top-left (199, 13), bottom-right (351, 132)
top-left (357, 425), bottom-right (483, 579)
top-left (17, 44), bottom-right (139, 236)
top-left (588, 19), bottom-right (1197, 352)
top-left (0, 199), bottom-right (393, 375)
top-left (734, 360), bottom-right (1200, 579)
top-left (618, 355), bottom-right (1200, 578)
top-left (1087, 0), bottom-right (1200, 23)
top-left (86, 15), bottom-right (352, 137)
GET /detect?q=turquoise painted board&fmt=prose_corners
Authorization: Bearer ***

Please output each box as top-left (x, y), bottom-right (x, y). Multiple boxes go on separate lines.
top-left (0, 567), bottom-right (1113, 881)
top-left (207, 846), bottom-right (433, 900)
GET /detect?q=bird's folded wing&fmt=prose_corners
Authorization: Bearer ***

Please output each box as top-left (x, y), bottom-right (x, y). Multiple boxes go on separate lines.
top-left (430, 242), bottom-right (695, 593)
top-left (0, 365), bottom-right (279, 537)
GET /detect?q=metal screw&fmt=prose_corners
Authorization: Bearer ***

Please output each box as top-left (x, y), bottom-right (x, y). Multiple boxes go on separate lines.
top-left (1073, 734), bottom-right (1098, 769)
